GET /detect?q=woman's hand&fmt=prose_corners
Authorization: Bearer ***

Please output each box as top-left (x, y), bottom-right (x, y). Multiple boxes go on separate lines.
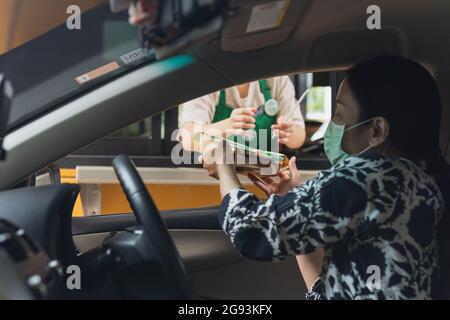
top-left (199, 139), bottom-right (235, 180)
top-left (248, 157), bottom-right (301, 196)
top-left (198, 139), bottom-right (243, 198)
top-left (199, 141), bottom-right (219, 180)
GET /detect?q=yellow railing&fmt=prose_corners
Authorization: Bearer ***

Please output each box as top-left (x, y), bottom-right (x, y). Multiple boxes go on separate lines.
top-left (61, 168), bottom-right (266, 216)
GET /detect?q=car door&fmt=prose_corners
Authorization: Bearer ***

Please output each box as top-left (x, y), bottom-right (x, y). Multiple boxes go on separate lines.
top-left (71, 206), bottom-right (309, 300)
top-left (61, 71), bottom-right (337, 300)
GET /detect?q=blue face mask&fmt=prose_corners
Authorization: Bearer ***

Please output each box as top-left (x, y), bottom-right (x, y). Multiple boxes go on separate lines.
top-left (324, 118), bottom-right (374, 165)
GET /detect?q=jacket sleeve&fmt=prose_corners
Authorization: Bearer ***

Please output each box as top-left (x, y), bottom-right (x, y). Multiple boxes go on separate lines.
top-left (218, 169), bottom-right (372, 262)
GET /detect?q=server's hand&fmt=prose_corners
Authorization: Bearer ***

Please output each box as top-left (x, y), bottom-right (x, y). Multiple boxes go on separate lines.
top-left (224, 108), bottom-right (256, 136)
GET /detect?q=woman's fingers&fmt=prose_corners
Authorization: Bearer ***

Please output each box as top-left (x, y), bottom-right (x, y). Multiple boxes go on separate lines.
top-left (200, 152), bottom-right (219, 180)
top-left (261, 176), bottom-right (275, 185)
top-left (248, 173), bottom-right (272, 197)
top-left (206, 164), bottom-right (219, 180)
top-left (289, 156), bottom-right (298, 175)
top-left (277, 157), bottom-right (299, 182)
top-left (248, 173), bottom-right (279, 196)
top-left (201, 148), bottom-right (214, 165)
top-left (279, 170), bottom-right (291, 181)
top-left (248, 172), bottom-right (274, 186)
top-left (256, 181), bottom-right (273, 197)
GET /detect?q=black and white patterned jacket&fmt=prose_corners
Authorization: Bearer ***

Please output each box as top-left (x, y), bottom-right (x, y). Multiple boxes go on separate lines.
top-left (218, 153), bottom-right (445, 299)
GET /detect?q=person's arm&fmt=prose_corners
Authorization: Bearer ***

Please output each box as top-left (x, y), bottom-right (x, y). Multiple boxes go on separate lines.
top-left (247, 157), bottom-right (324, 289)
top-left (180, 121), bottom-right (232, 152)
top-left (217, 160), bottom-right (324, 290)
top-left (296, 250), bottom-right (325, 290)
top-left (180, 107), bottom-right (256, 152)
top-left (179, 94), bottom-right (216, 152)
top-left (216, 164), bottom-right (372, 262)
top-left (216, 164), bottom-right (242, 197)
top-left (273, 119), bottom-right (306, 149)
top-left (273, 76), bottom-right (307, 149)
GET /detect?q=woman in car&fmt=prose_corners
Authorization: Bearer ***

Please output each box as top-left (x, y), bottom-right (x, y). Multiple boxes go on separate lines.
top-left (210, 56), bottom-right (450, 299)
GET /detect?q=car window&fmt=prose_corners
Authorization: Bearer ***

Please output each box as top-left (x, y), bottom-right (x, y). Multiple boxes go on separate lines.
top-left (0, 1), bottom-right (155, 132)
top-left (58, 73), bottom-right (334, 216)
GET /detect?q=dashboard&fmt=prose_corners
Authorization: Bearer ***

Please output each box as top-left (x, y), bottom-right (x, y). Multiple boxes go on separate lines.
top-left (0, 184), bottom-right (80, 264)
top-left (0, 184), bottom-right (80, 299)
top-left (0, 219), bottom-right (65, 299)
top-left (0, 183), bottom-right (183, 299)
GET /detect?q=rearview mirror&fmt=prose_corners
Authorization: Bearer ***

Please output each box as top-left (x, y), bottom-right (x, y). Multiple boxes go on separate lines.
top-left (110, 0), bottom-right (226, 59)
top-left (109, 0), bottom-right (132, 13)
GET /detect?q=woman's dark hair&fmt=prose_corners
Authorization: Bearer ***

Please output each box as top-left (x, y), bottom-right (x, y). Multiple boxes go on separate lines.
top-left (347, 55), bottom-right (450, 298)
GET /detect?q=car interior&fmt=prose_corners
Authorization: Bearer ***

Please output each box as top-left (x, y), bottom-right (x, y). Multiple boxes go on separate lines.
top-left (0, 0), bottom-right (449, 300)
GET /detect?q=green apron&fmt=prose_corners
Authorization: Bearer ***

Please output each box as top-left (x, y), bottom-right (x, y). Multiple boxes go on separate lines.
top-left (211, 80), bottom-right (277, 150)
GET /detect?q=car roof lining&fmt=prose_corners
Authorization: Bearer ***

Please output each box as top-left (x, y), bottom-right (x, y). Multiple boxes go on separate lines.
top-left (192, 0), bottom-right (450, 83)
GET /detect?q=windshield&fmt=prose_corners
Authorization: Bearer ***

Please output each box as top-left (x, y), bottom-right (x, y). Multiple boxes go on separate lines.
top-left (0, 1), bottom-right (155, 131)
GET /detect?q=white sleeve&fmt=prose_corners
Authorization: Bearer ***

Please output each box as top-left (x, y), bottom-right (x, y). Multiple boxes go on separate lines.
top-left (180, 93), bottom-right (218, 126)
top-left (275, 76), bottom-right (305, 127)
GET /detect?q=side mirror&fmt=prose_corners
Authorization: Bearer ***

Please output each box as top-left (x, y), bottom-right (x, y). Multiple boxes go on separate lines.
top-left (0, 74), bottom-right (13, 161)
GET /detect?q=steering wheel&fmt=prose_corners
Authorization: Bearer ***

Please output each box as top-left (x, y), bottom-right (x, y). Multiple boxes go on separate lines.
top-left (112, 154), bottom-right (196, 299)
